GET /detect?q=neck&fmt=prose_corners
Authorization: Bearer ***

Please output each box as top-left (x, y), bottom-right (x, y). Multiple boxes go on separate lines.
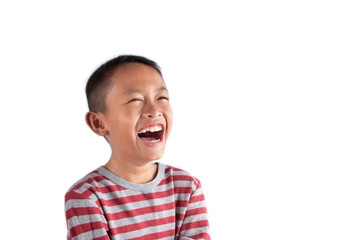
top-left (104, 155), bottom-right (158, 184)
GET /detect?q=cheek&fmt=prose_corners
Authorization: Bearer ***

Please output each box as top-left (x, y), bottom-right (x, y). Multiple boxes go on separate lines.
top-left (164, 105), bottom-right (173, 133)
top-left (123, 108), bottom-right (141, 120)
top-left (110, 108), bottom-right (141, 131)
top-left (114, 111), bottom-right (139, 144)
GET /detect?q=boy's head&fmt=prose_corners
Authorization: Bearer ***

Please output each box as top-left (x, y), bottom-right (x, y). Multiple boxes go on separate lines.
top-left (85, 55), bottom-right (173, 164)
top-left (86, 55), bottom-right (163, 113)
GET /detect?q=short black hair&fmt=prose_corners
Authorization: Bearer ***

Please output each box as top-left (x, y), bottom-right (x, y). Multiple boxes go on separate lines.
top-left (86, 55), bottom-right (163, 113)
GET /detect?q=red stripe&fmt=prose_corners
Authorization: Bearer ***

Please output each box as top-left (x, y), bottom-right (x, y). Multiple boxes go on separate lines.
top-left (104, 199), bottom-right (190, 221)
top-left (181, 220), bottom-right (209, 231)
top-left (105, 201), bottom-right (175, 220)
top-left (70, 175), bottom-right (127, 195)
top-left (184, 207), bottom-right (208, 217)
top-left (174, 187), bottom-right (194, 194)
top-left (69, 221), bottom-right (108, 237)
top-left (178, 233), bottom-right (210, 240)
top-left (96, 184), bottom-right (127, 193)
top-left (185, 232), bottom-right (211, 240)
top-left (128, 229), bottom-right (175, 240)
top-left (176, 213), bottom-right (185, 222)
top-left (66, 207), bottom-right (104, 219)
top-left (110, 216), bottom-right (175, 235)
top-left (65, 190), bottom-right (85, 201)
top-left (68, 185), bottom-right (194, 209)
top-left (97, 187), bottom-right (193, 207)
top-left (158, 174), bottom-right (195, 186)
top-left (164, 166), bottom-right (171, 174)
top-left (66, 199), bottom-right (190, 222)
top-left (170, 166), bottom-right (189, 173)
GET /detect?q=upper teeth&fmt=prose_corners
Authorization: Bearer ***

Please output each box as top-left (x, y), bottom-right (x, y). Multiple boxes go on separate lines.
top-left (138, 125), bottom-right (163, 134)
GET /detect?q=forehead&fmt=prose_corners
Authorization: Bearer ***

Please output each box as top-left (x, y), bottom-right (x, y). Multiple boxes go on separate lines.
top-left (109, 63), bottom-right (165, 92)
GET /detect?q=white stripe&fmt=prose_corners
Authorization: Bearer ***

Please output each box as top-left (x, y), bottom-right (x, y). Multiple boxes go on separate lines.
top-left (168, 169), bottom-right (195, 177)
top-left (75, 179), bottom-right (118, 195)
top-left (187, 199), bottom-right (206, 211)
top-left (88, 180), bottom-right (195, 201)
top-left (191, 187), bottom-right (204, 197)
top-left (101, 194), bottom-right (177, 214)
top-left (65, 198), bottom-right (98, 212)
top-left (181, 213), bottom-right (208, 225)
top-left (112, 222), bottom-right (176, 239)
top-left (179, 226), bottom-right (210, 238)
top-left (109, 208), bottom-right (175, 228)
top-left (68, 214), bottom-right (107, 228)
top-left (66, 192), bottom-right (193, 214)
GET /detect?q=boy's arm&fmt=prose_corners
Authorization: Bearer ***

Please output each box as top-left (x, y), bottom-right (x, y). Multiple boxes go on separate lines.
top-left (65, 191), bottom-right (110, 240)
top-left (178, 179), bottom-right (211, 240)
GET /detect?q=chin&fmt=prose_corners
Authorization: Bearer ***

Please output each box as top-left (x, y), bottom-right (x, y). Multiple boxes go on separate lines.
top-left (147, 153), bottom-right (164, 161)
top-left (142, 149), bottom-right (165, 162)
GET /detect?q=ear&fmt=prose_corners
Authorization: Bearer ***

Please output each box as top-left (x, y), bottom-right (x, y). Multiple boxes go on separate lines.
top-left (85, 111), bottom-right (109, 137)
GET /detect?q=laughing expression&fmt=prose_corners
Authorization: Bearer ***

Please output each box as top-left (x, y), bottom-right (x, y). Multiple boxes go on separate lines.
top-left (101, 63), bottom-right (173, 164)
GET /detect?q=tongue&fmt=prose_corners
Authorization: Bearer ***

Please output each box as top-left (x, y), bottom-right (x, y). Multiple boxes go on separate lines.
top-left (140, 137), bottom-right (158, 142)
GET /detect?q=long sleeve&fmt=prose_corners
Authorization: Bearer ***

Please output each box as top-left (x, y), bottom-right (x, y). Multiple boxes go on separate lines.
top-left (178, 179), bottom-right (211, 240)
top-left (65, 190), bottom-right (111, 240)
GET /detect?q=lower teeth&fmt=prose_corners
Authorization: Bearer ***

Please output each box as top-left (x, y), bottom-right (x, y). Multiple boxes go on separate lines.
top-left (139, 138), bottom-right (161, 143)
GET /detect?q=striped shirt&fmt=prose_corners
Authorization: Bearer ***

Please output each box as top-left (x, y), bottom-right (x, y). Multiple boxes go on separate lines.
top-left (65, 162), bottom-right (211, 240)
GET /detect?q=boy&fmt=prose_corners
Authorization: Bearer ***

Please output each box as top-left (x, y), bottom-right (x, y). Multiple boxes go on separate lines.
top-left (65, 55), bottom-right (211, 240)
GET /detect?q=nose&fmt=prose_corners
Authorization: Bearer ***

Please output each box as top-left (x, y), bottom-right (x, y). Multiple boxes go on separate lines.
top-left (142, 102), bottom-right (162, 118)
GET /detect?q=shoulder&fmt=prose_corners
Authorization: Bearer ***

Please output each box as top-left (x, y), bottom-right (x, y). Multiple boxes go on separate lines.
top-left (162, 163), bottom-right (202, 191)
top-left (65, 168), bottom-right (111, 202)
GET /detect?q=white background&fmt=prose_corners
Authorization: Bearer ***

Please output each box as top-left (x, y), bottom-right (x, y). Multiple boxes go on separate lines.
top-left (1, 1), bottom-right (359, 239)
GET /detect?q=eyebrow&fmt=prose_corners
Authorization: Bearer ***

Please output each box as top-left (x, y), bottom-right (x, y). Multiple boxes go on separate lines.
top-left (122, 87), bottom-right (168, 96)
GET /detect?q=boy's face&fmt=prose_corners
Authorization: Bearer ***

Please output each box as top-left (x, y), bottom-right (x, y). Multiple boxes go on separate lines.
top-left (101, 63), bottom-right (173, 164)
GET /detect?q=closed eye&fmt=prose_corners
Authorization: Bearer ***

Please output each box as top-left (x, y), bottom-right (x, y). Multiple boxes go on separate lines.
top-left (158, 96), bottom-right (169, 101)
top-left (127, 98), bottom-right (142, 103)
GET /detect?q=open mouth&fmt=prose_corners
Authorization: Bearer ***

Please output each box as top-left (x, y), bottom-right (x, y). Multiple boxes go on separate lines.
top-left (137, 124), bottom-right (164, 143)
